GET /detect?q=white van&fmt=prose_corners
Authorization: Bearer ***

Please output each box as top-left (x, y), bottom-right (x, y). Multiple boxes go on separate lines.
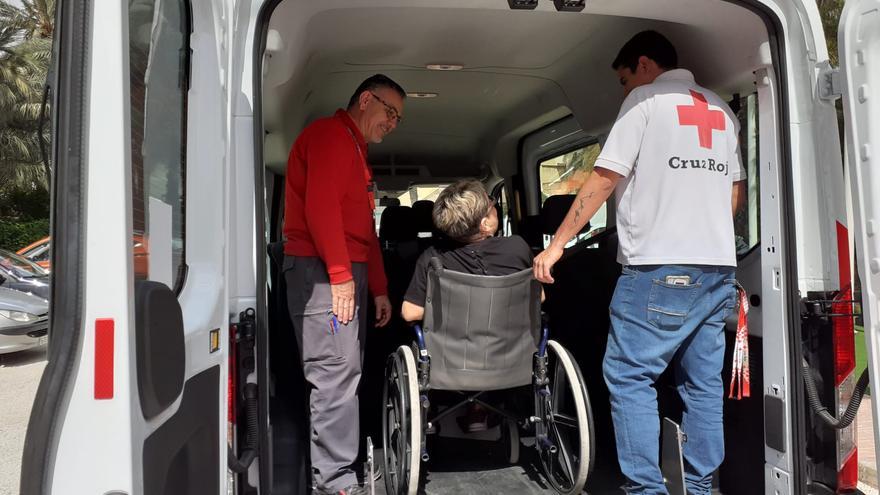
top-left (18, 0), bottom-right (879, 494)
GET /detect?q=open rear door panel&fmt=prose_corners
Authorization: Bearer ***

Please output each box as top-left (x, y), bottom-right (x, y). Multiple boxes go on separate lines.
top-left (839, 0), bottom-right (880, 478)
top-left (20, 1), bottom-right (229, 493)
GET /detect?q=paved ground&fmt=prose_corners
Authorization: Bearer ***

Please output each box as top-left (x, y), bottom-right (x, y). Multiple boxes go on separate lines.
top-left (0, 345), bottom-right (877, 495)
top-left (0, 346), bottom-right (48, 495)
top-left (860, 397), bottom-right (878, 494)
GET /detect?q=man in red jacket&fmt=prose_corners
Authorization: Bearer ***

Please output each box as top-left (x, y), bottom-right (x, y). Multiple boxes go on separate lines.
top-left (283, 74), bottom-right (404, 495)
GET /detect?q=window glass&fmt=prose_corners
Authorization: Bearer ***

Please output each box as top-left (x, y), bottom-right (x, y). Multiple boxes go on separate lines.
top-left (22, 243), bottom-right (49, 261)
top-left (28, 245), bottom-right (50, 262)
top-left (0, 249), bottom-right (49, 278)
top-left (538, 142), bottom-right (606, 248)
top-left (374, 183), bottom-right (452, 233)
top-left (499, 186), bottom-right (512, 237)
top-left (128, 0), bottom-right (189, 288)
top-left (734, 93), bottom-right (760, 256)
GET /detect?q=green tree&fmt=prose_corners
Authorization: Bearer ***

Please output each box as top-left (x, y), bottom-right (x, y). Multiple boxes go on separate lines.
top-left (0, 0), bottom-right (53, 191)
top-left (816, 0), bottom-right (844, 66)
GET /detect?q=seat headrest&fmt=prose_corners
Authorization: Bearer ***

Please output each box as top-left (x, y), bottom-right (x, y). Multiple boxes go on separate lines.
top-left (541, 195), bottom-right (590, 235)
top-left (379, 206), bottom-right (417, 242)
top-left (379, 196), bottom-right (400, 207)
top-left (411, 200), bottom-right (435, 234)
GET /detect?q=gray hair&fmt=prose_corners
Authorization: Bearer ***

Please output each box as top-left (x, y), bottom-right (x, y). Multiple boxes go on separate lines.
top-left (432, 179), bottom-right (492, 242)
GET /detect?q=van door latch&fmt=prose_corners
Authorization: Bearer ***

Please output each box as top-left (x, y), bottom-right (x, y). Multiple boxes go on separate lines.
top-left (817, 61), bottom-right (842, 101)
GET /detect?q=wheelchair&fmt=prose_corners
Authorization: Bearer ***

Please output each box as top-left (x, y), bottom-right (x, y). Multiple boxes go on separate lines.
top-left (382, 260), bottom-right (594, 495)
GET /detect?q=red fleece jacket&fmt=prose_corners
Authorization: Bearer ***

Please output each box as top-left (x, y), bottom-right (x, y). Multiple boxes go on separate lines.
top-left (283, 109), bottom-right (387, 297)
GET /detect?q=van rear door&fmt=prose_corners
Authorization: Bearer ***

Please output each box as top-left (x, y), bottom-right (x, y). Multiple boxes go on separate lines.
top-left (20, 1), bottom-right (229, 493)
top-left (839, 0), bottom-right (880, 479)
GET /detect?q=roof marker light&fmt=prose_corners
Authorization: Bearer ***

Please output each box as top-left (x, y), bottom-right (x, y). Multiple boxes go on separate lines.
top-left (425, 64), bottom-right (463, 71)
top-left (508, 0), bottom-right (538, 9)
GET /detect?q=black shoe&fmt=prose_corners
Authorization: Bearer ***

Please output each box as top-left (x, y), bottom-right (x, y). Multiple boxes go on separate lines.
top-left (312, 485), bottom-right (367, 495)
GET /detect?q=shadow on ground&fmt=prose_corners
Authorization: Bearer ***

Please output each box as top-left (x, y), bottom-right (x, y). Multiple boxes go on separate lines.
top-left (0, 345), bottom-right (48, 368)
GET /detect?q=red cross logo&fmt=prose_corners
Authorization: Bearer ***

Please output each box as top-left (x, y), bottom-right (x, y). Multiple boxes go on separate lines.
top-left (677, 90), bottom-right (726, 149)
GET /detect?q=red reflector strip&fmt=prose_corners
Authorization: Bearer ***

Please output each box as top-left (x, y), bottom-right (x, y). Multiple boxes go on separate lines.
top-left (838, 447), bottom-right (858, 491)
top-left (94, 319), bottom-right (114, 399)
top-left (836, 221), bottom-right (852, 288)
top-left (834, 222), bottom-right (856, 386)
top-left (228, 325), bottom-right (236, 424)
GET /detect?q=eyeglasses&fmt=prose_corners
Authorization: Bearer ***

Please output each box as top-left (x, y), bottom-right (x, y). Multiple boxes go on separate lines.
top-left (370, 92), bottom-right (402, 124)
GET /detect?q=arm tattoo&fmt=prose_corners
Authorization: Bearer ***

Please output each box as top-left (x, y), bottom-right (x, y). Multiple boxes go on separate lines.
top-left (572, 192), bottom-right (594, 225)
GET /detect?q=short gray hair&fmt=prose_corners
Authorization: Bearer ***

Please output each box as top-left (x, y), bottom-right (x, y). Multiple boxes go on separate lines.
top-left (432, 179), bottom-right (492, 242)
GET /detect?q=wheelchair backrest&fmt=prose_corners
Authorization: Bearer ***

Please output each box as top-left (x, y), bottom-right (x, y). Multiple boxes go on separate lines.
top-left (423, 259), bottom-right (542, 391)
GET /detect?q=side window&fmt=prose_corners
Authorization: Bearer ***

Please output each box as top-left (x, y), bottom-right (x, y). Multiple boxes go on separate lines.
top-left (129, 0), bottom-right (190, 289)
top-left (500, 186), bottom-right (512, 237)
top-left (734, 93), bottom-right (760, 256)
top-left (401, 184), bottom-right (450, 206)
top-left (538, 142), bottom-right (606, 248)
top-left (31, 246), bottom-right (50, 263)
top-left (490, 182), bottom-right (512, 238)
top-left (373, 184), bottom-right (452, 234)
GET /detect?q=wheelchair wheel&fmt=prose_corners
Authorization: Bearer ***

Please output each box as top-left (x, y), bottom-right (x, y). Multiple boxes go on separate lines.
top-left (382, 345), bottom-right (422, 495)
top-left (535, 340), bottom-right (594, 495)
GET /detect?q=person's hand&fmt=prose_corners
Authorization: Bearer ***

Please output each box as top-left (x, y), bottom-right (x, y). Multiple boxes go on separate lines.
top-left (374, 295), bottom-right (392, 327)
top-left (331, 280), bottom-right (356, 325)
top-left (533, 245), bottom-right (564, 284)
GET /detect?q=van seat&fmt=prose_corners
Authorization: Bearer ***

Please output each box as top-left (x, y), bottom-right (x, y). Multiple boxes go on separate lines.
top-left (378, 205), bottom-right (420, 310)
top-left (411, 199), bottom-right (438, 250)
top-left (266, 240), bottom-right (309, 492)
top-left (539, 194), bottom-right (620, 460)
top-left (540, 194), bottom-right (590, 238)
top-left (379, 205), bottom-right (418, 254)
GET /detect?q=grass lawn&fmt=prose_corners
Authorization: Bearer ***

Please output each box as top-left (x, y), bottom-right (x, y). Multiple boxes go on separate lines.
top-left (856, 325), bottom-right (870, 395)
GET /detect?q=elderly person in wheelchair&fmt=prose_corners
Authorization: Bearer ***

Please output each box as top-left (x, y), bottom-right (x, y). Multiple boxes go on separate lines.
top-left (384, 180), bottom-right (593, 495)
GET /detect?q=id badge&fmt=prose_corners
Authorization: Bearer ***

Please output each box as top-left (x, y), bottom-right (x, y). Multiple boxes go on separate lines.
top-left (665, 275), bottom-right (691, 286)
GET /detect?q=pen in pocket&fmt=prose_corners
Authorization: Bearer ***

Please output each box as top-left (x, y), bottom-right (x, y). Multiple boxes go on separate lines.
top-left (328, 312), bottom-right (340, 335)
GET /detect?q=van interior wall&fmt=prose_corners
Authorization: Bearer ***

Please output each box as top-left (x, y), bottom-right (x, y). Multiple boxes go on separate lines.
top-left (261, 1), bottom-right (768, 180)
top-left (260, 1), bottom-right (771, 493)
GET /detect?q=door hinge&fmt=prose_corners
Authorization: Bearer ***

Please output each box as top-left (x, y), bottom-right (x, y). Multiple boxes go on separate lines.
top-left (818, 61), bottom-right (842, 101)
top-left (800, 291), bottom-right (858, 319)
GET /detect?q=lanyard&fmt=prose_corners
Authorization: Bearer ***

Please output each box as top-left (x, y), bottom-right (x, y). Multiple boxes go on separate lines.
top-left (728, 282), bottom-right (750, 399)
top-left (344, 126), bottom-right (376, 210)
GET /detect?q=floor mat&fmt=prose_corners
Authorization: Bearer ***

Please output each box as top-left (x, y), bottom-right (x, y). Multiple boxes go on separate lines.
top-left (371, 435), bottom-right (625, 495)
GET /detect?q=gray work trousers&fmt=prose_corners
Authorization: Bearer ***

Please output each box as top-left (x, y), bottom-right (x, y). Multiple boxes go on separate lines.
top-left (284, 256), bottom-right (368, 492)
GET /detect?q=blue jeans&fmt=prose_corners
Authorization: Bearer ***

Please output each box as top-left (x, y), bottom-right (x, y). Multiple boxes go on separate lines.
top-left (603, 265), bottom-right (737, 495)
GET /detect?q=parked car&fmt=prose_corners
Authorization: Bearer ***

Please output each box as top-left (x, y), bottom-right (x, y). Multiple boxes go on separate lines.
top-left (0, 249), bottom-right (50, 300)
top-left (0, 286), bottom-right (48, 355)
top-left (16, 236), bottom-right (51, 271)
top-left (16, 236), bottom-right (150, 276)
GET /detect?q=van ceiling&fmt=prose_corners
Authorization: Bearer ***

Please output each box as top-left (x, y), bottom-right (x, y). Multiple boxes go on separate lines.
top-left (263, 1), bottom-right (767, 185)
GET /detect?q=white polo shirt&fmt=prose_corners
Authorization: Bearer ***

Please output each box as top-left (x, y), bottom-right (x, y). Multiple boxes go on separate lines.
top-left (594, 69), bottom-right (745, 267)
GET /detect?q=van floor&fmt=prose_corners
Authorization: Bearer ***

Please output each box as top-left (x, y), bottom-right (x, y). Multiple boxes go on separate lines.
top-left (371, 436), bottom-right (626, 495)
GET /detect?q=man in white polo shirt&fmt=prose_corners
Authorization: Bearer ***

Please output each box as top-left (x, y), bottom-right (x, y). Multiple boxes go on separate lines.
top-left (534, 30), bottom-right (745, 494)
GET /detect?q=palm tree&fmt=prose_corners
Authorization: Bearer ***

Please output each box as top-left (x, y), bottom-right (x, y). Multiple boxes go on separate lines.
top-left (21, 0), bottom-right (55, 39)
top-left (0, 0), bottom-right (53, 189)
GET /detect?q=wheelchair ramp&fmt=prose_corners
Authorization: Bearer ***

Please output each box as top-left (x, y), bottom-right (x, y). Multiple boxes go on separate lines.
top-left (373, 435), bottom-right (625, 495)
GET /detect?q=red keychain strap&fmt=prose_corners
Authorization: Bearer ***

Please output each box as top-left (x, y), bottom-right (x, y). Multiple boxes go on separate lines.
top-left (728, 284), bottom-right (750, 399)
top-left (345, 127), bottom-right (376, 210)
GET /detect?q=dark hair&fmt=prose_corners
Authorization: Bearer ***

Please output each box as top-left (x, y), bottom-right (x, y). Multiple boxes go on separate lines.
top-left (346, 74), bottom-right (406, 109)
top-left (611, 30), bottom-right (678, 72)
